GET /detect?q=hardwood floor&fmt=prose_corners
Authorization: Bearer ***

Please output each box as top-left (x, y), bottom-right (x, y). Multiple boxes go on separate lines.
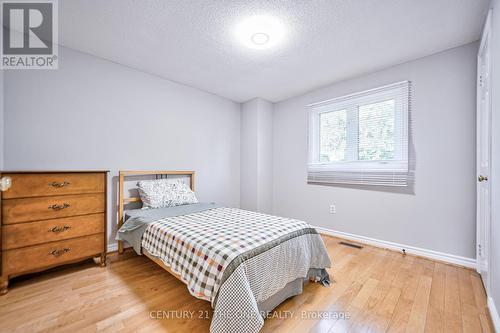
top-left (0, 235), bottom-right (494, 333)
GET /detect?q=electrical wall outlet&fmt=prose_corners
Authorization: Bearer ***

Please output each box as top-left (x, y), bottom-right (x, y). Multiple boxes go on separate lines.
top-left (329, 205), bottom-right (336, 214)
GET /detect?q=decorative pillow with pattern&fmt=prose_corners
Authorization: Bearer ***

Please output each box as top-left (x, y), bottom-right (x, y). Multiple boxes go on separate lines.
top-left (137, 179), bottom-right (198, 209)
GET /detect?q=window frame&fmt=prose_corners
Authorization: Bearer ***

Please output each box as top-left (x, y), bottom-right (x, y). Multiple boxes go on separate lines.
top-left (308, 81), bottom-right (409, 174)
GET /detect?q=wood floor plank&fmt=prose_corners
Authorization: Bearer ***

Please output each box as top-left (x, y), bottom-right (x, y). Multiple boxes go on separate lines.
top-left (349, 252), bottom-right (407, 332)
top-left (405, 275), bottom-right (432, 333)
top-left (385, 257), bottom-right (426, 333)
top-left (306, 242), bottom-right (384, 333)
top-left (470, 272), bottom-right (488, 315)
top-left (470, 273), bottom-right (494, 333)
top-left (444, 265), bottom-right (463, 333)
top-left (365, 287), bottom-right (402, 333)
top-left (457, 268), bottom-right (483, 333)
top-left (0, 235), bottom-right (493, 333)
top-left (327, 277), bottom-right (379, 332)
top-left (424, 262), bottom-right (446, 333)
top-left (261, 244), bottom-right (359, 333)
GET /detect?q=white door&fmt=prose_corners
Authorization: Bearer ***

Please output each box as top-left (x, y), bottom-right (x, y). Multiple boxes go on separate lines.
top-left (476, 10), bottom-right (492, 294)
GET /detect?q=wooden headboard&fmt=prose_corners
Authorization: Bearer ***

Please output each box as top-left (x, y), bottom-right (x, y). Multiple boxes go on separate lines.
top-left (117, 170), bottom-right (195, 253)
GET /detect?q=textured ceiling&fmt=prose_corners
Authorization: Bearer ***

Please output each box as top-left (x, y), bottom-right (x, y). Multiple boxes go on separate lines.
top-left (59, 0), bottom-right (489, 102)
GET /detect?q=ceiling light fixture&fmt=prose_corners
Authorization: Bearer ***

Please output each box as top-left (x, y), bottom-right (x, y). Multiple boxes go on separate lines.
top-left (235, 15), bottom-right (285, 50)
top-left (251, 32), bottom-right (270, 45)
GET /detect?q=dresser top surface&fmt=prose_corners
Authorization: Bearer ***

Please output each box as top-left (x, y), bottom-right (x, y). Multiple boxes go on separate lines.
top-left (1, 170), bottom-right (109, 174)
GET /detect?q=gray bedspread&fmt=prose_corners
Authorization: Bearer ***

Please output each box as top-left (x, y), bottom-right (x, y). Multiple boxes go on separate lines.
top-left (116, 202), bottom-right (221, 253)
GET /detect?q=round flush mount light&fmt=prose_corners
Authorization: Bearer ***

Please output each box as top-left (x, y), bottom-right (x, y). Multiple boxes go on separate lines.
top-left (251, 32), bottom-right (270, 45)
top-left (235, 15), bottom-right (285, 50)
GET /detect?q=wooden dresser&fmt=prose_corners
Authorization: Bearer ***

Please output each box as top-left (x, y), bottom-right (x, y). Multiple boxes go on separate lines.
top-left (0, 171), bottom-right (108, 294)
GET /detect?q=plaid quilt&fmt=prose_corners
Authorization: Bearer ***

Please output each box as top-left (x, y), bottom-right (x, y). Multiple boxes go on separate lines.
top-left (141, 207), bottom-right (331, 333)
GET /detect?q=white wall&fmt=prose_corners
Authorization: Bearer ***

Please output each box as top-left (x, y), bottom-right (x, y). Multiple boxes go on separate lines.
top-left (257, 100), bottom-right (273, 213)
top-left (240, 98), bottom-right (273, 213)
top-left (273, 43), bottom-right (478, 259)
top-left (3, 46), bottom-right (241, 248)
top-left (240, 99), bottom-right (259, 211)
top-left (489, 0), bottom-right (500, 324)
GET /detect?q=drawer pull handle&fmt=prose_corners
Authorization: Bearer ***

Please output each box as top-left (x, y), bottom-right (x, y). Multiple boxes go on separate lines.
top-left (49, 181), bottom-right (70, 188)
top-left (49, 225), bottom-right (71, 233)
top-left (49, 248), bottom-right (71, 257)
top-left (48, 203), bottom-right (70, 211)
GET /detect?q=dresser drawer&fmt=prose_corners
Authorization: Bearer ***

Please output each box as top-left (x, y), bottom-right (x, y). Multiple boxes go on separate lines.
top-left (2, 193), bottom-right (105, 224)
top-left (2, 173), bottom-right (105, 199)
top-left (2, 214), bottom-right (104, 250)
top-left (3, 234), bottom-right (104, 275)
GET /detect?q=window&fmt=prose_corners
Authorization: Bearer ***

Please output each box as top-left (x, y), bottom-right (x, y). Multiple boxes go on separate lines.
top-left (308, 81), bottom-right (410, 186)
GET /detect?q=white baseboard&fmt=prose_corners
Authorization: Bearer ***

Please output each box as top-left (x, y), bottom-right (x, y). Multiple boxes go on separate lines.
top-left (315, 226), bottom-right (476, 269)
top-left (489, 297), bottom-right (500, 333)
top-left (107, 242), bottom-right (118, 253)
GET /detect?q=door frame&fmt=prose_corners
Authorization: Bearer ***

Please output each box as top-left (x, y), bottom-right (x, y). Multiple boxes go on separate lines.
top-left (476, 9), bottom-right (492, 294)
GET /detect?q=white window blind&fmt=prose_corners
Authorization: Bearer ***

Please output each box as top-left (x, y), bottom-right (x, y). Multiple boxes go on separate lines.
top-left (307, 81), bottom-right (411, 186)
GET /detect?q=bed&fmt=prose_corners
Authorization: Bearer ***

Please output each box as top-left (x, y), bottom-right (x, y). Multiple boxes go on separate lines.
top-left (116, 170), bottom-right (332, 333)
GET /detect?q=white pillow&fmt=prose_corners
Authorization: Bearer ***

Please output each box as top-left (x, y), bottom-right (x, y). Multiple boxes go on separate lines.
top-left (137, 179), bottom-right (198, 209)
